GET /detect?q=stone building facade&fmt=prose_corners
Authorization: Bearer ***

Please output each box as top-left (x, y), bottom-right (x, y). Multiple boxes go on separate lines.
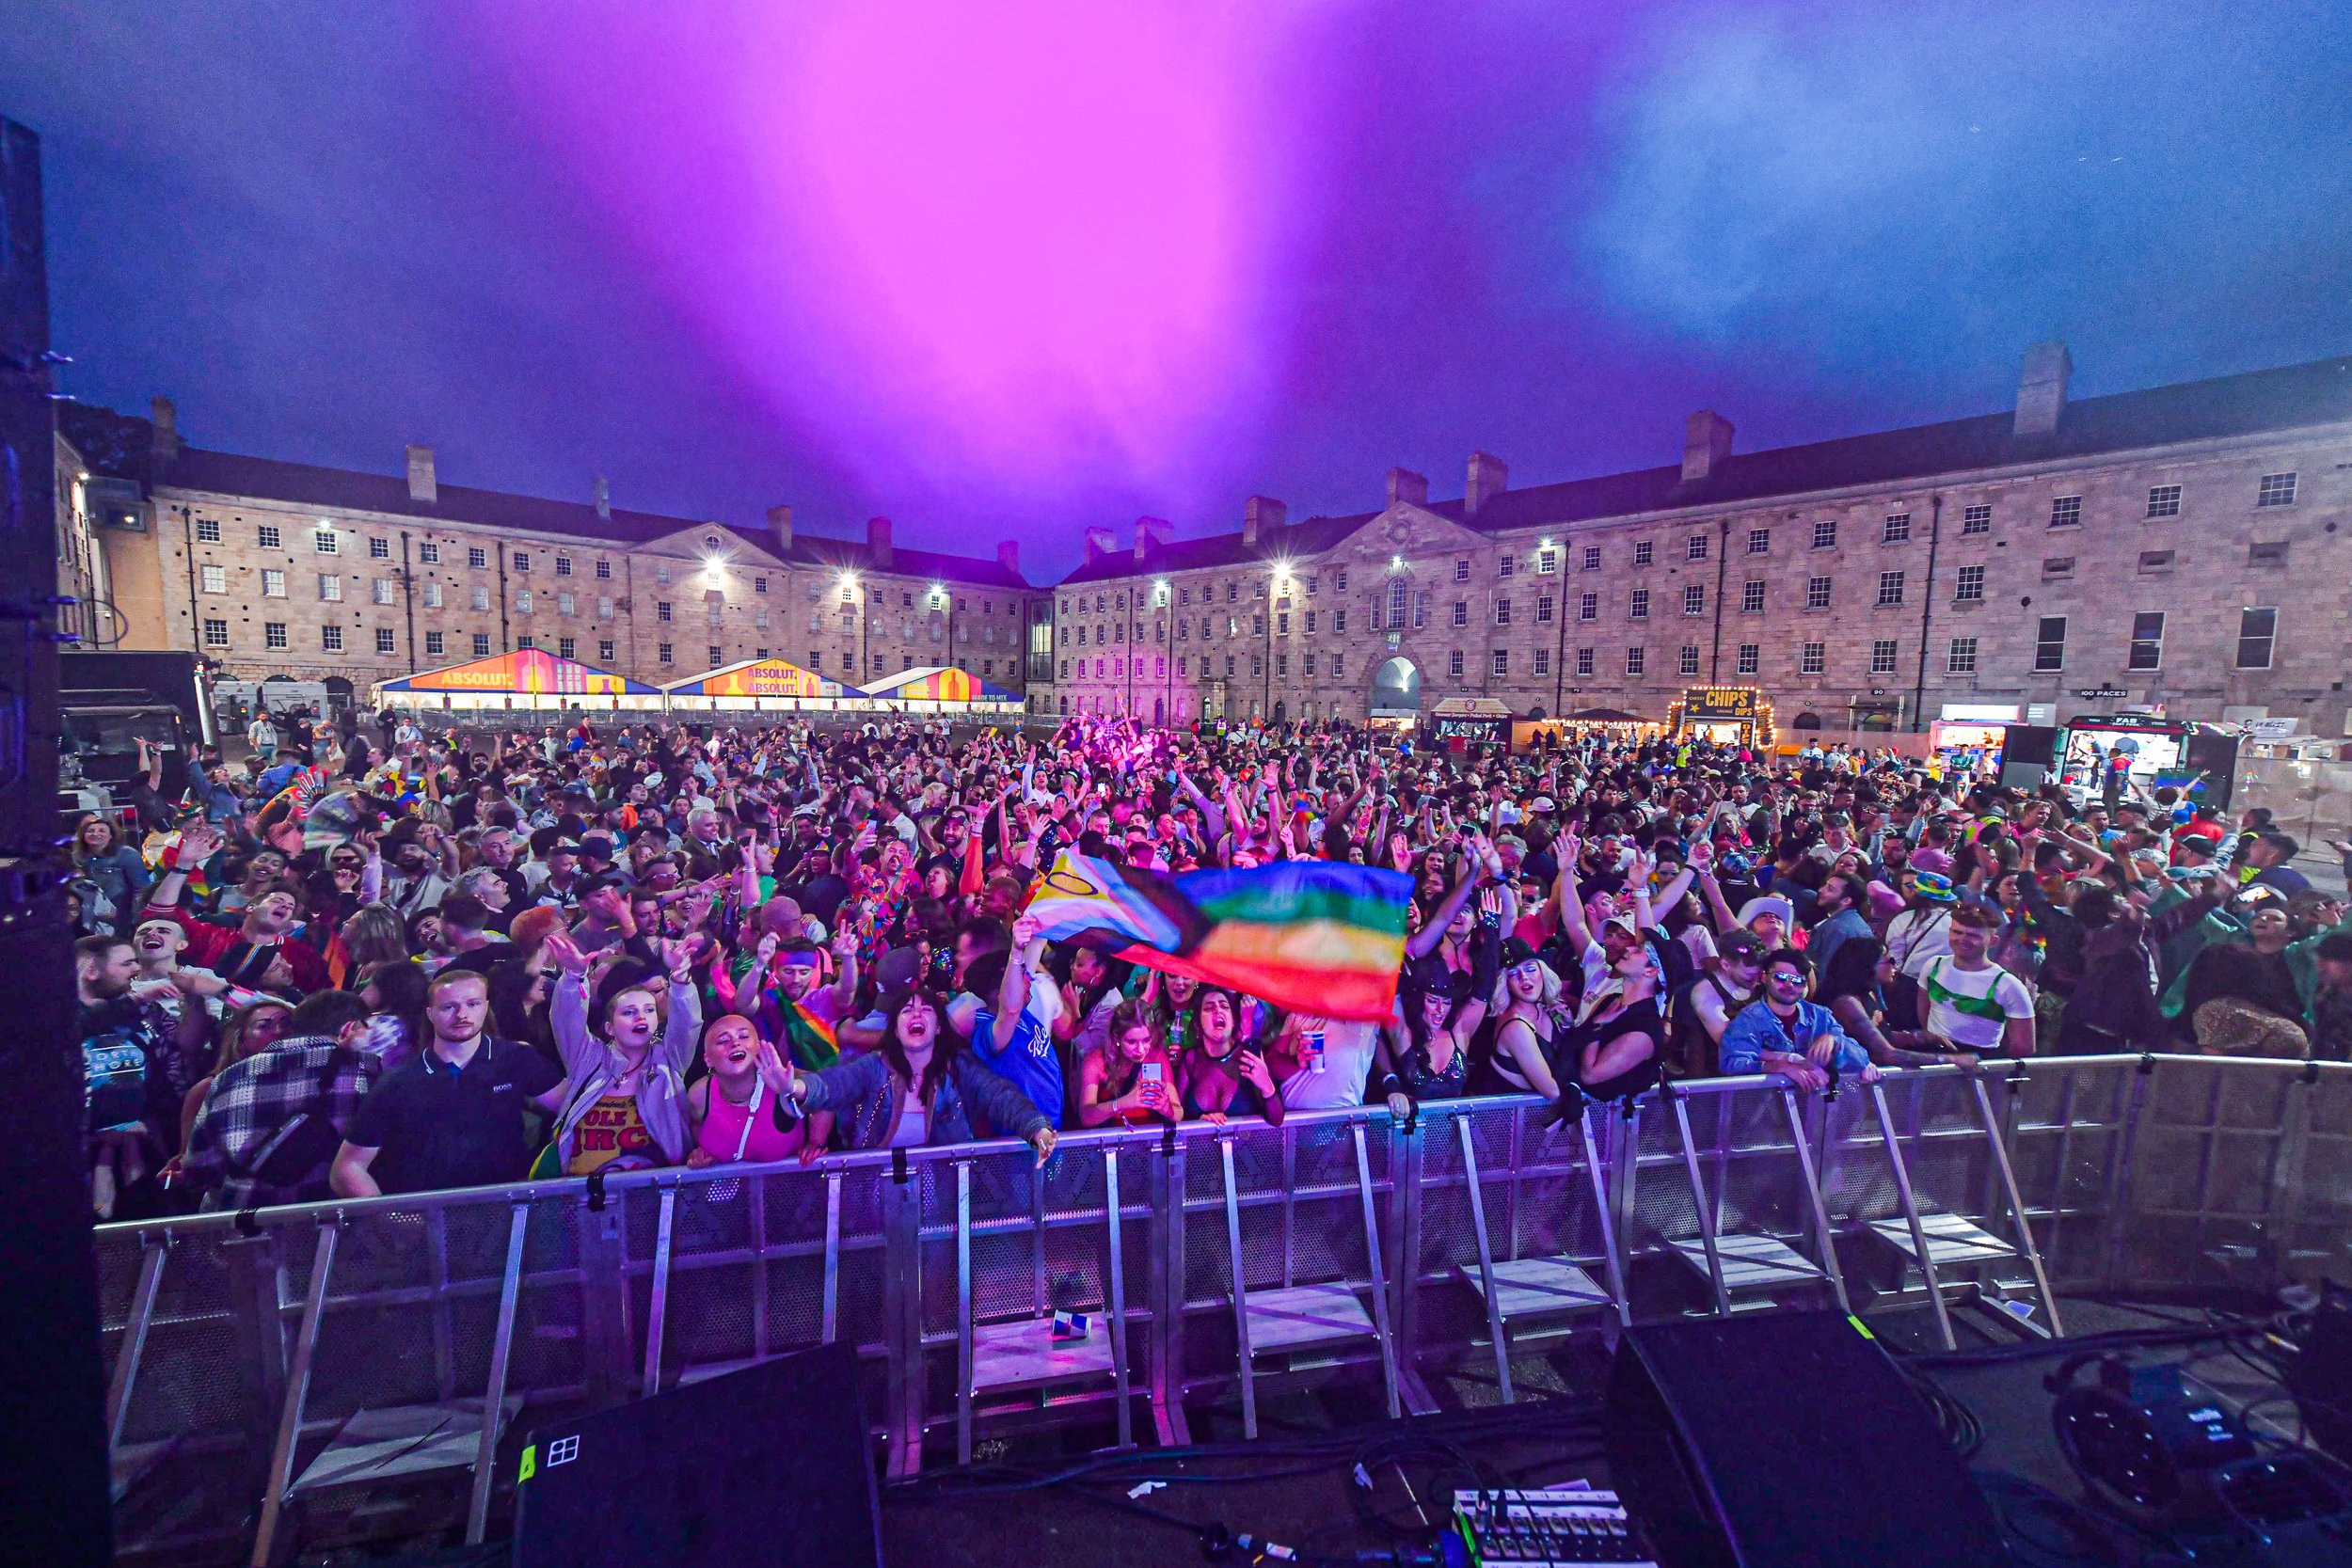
top-left (59, 401), bottom-right (1044, 703)
top-left (1041, 344), bottom-right (2352, 736)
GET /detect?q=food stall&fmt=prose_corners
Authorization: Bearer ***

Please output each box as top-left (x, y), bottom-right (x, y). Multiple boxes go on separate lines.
top-left (1667, 686), bottom-right (1776, 749)
top-left (1426, 697), bottom-right (1513, 752)
top-left (858, 665), bottom-right (1025, 718)
top-left (2058, 711), bottom-right (2236, 809)
top-left (1928, 703), bottom-right (2021, 780)
top-left (371, 648), bottom-right (663, 713)
top-left (660, 657), bottom-right (867, 714)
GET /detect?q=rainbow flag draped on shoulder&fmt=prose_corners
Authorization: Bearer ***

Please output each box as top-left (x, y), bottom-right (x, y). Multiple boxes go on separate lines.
top-left (1022, 851), bottom-right (1412, 1022)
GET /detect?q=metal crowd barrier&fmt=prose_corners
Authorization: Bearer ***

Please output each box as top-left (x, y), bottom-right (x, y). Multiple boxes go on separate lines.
top-left (91, 1055), bottom-right (2352, 1565)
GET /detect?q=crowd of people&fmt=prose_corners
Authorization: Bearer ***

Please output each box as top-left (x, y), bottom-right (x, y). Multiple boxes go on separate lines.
top-left (67, 705), bottom-right (2352, 1220)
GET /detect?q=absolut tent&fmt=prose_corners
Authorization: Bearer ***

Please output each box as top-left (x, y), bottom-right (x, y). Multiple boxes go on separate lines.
top-left (859, 665), bottom-right (1022, 710)
top-left (371, 648), bottom-right (660, 711)
top-left (660, 657), bottom-right (868, 710)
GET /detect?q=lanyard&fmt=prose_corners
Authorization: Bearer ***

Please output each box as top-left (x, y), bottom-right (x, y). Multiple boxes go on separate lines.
top-left (728, 1077), bottom-right (767, 1163)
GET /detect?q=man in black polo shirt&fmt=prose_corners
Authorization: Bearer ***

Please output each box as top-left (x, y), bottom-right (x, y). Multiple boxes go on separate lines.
top-left (331, 969), bottom-right (565, 1196)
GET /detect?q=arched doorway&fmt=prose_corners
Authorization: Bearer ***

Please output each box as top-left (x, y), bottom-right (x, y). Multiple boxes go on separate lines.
top-left (1372, 657), bottom-right (1422, 718)
top-left (1152, 696), bottom-right (1165, 727)
top-left (1792, 711), bottom-right (1822, 731)
top-left (1270, 700), bottom-right (1286, 723)
top-left (322, 675), bottom-right (354, 714)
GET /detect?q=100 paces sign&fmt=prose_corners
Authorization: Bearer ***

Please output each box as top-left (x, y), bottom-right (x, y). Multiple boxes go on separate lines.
top-left (1680, 687), bottom-right (1761, 721)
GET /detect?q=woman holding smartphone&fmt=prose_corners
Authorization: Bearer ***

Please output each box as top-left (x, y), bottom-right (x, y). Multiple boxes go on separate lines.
top-left (1074, 999), bottom-right (1180, 1126)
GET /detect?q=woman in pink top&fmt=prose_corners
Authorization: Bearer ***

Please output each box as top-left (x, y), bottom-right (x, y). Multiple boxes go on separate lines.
top-left (686, 1014), bottom-right (809, 1166)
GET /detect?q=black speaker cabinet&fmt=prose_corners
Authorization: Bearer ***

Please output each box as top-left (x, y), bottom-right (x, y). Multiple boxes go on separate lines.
top-left (1604, 1312), bottom-right (2003, 1568)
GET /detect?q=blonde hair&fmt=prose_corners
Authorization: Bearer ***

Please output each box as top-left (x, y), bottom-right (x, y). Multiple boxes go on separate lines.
top-left (1491, 958), bottom-right (1565, 1013)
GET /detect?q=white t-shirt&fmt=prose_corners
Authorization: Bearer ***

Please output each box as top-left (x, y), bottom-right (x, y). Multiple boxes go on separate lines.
top-left (1279, 1019), bottom-right (1378, 1110)
top-left (1919, 956), bottom-right (2034, 1050)
top-left (1885, 907), bottom-right (1956, 981)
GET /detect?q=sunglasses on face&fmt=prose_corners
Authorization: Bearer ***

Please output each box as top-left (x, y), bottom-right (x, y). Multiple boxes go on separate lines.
top-left (1767, 972), bottom-right (1805, 985)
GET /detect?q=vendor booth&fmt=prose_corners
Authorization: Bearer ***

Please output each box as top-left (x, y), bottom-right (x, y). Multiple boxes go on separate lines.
top-left (1426, 696), bottom-right (1513, 752)
top-left (859, 665), bottom-right (1025, 717)
top-left (661, 657), bottom-right (866, 713)
top-left (371, 649), bottom-right (662, 713)
top-left (1667, 686), bottom-right (1776, 748)
top-left (1929, 703), bottom-right (2021, 780)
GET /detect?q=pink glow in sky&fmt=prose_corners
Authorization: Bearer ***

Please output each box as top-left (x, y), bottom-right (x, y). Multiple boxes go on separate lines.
top-left (478, 1), bottom-right (1313, 509)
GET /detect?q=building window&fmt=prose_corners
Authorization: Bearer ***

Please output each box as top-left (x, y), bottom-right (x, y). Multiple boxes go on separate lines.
top-left (1576, 647), bottom-right (1595, 677)
top-left (506, 631), bottom-right (532, 653)
top-left (466, 632), bottom-right (485, 657)
top-left (202, 617), bottom-right (229, 647)
top-left (425, 630), bottom-right (446, 657)
top-left (596, 558), bottom-right (612, 578)
top-left (2042, 557), bottom-right (2075, 579)
top-left (372, 626), bottom-right (395, 655)
top-left (554, 554), bottom-right (572, 576)
top-left (2137, 550), bottom-right (2174, 574)
top-left (196, 517), bottom-right (221, 543)
top-left (2126, 611), bottom-right (2165, 671)
top-left (2234, 607), bottom-right (2278, 670)
top-left (1224, 655), bottom-right (1236, 676)
top-left (1454, 558), bottom-right (1470, 581)
top-left (599, 639), bottom-right (615, 662)
top-left (318, 574), bottom-right (342, 602)
top-left (557, 592), bottom-right (575, 614)
top-left (708, 644), bottom-right (723, 667)
top-left (1630, 588), bottom-right (1650, 620)
top-left (658, 641), bottom-right (675, 664)
top-left (370, 578), bottom-right (393, 605)
top-left (2049, 495), bottom-right (2082, 528)
top-left (1301, 653), bottom-right (1314, 676)
top-left (2257, 471), bottom-right (2298, 507)
top-left (656, 563), bottom-right (673, 586)
top-left (2033, 616), bottom-right (2067, 672)
top-left (1947, 637), bottom-right (1978, 673)
top-left (657, 600), bottom-right (673, 622)
top-left (2144, 484), bottom-right (2182, 518)
top-left (1498, 554), bottom-right (1515, 578)
top-left (310, 527), bottom-right (337, 555)
top-left (366, 536), bottom-right (389, 560)
top-left (1579, 593), bottom-right (1598, 621)
top-left (423, 582), bottom-right (444, 608)
top-left (257, 524), bottom-right (282, 550)
top-left (418, 541), bottom-right (439, 563)
top-left (1448, 649), bottom-right (1465, 676)
top-left (2248, 541), bottom-right (2289, 567)
top-left (514, 589), bottom-right (534, 613)
top-left (1954, 564), bottom-right (1985, 602)
top-left (1533, 647), bottom-right (1551, 675)
top-left (1735, 642), bottom-right (1758, 674)
top-left (752, 574), bottom-right (768, 594)
top-left (1582, 546), bottom-right (1601, 572)
top-left (262, 569), bottom-right (286, 597)
top-left (1536, 594), bottom-right (1555, 624)
top-left (1740, 579), bottom-right (1765, 613)
top-left (558, 636), bottom-right (577, 659)
top-left (1804, 576), bottom-right (1831, 610)
top-left (1335, 569), bottom-right (1348, 593)
top-left (596, 594), bottom-right (614, 618)
top-left (1876, 570), bottom-right (1905, 606)
top-left (1382, 578), bottom-right (1407, 628)
top-left (469, 546), bottom-right (488, 568)
top-left (1678, 533), bottom-right (1706, 562)
top-left (1451, 600), bottom-right (1468, 627)
top-left (1626, 646), bottom-right (1645, 675)
top-left (1961, 504), bottom-right (1992, 535)
top-left (199, 563), bottom-right (226, 594)
top-left (1746, 527), bottom-right (1770, 554)
top-left (1633, 541), bottom-right (1654, 566)
top-left (264, 622), bottom-right (288, 650)
top-left (1677, 644), bottom-right (1700, 676)
top-left (469, 586), bottom-right (490, 611)
top-left (1414, 591), bottom-right (1428, 627)
top-left (1811, 519), bottom-right (1836, 548)
top-left (1800, 641), bottom-right (1825, 675)
top-left (1883, 513), bottom-right (1912, 544)
top-left (1682, 585), bottom-right (1706, 616)
top-left (1538, 549), bottom-right (1557, 575)
top-left (1490, 649), bottom-right (1509, 677)
top-left (1494, 599), bottom-right (1512, 626)
top-left (1870, 638), bottom-right (1899, 674)
top-left (511, 551), bottom-right (532, 573)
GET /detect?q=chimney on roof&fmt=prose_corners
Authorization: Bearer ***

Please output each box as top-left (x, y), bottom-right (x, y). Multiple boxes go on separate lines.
top-left (593, 475), bottom-right (611, 520)
top-left (866, 515), bottom-right (894, 569)
top-left (1464, 451), bottom-right (1508, 515)
top-left (1135, 515), bottom-right (1173, 561)
top-left (406, 444), bottom-right (437, 505)
top-left (1386, 467), bottom-right (1429, 509)
top-left (1242, 495), bottom-right (1286, 548)
top-left (1681, 411), bottom-right (1735, 484)
top-left (1083, 526), bottom-right (1117, 565)
top-left (148, 396), bottom-right (180, 463)
top-left (767, 503), bottom-right (794, 553)
top-left (997, 540), bottom-right (1021, 578)
top-left (2013, 339), bottom-right (2072, 438)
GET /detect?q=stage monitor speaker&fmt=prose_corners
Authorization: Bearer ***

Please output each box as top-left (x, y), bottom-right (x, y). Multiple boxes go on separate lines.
top-left (1604, 1311), bottom-right (2002, 1568)
top-left (514, 1343), bottom-right (881, 1568)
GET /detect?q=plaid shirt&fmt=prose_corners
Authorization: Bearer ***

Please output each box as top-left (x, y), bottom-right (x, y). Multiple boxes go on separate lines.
top-left (182, 1034), bottom-right (384, 1211)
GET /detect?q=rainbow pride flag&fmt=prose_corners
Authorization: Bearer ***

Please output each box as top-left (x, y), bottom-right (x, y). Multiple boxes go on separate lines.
top-left (1023, 851), bottom-right (1411, 1022)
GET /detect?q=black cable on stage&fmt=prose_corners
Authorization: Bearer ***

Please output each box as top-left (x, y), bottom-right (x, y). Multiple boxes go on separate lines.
top-left (1896, 1320), bottom-right (2272, 1369)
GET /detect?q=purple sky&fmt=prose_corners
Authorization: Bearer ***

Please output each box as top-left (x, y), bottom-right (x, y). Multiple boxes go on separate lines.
top-left (6, 2), bottom-right (2349, 578)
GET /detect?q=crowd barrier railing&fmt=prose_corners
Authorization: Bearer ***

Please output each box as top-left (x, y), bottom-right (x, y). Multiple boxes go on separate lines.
top-left (89, 1055), bottom-right (2352, 1565)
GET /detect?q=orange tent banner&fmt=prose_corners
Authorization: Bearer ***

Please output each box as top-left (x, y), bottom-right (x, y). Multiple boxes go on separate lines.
top-left (380, 648), bottom-right (656, 695)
